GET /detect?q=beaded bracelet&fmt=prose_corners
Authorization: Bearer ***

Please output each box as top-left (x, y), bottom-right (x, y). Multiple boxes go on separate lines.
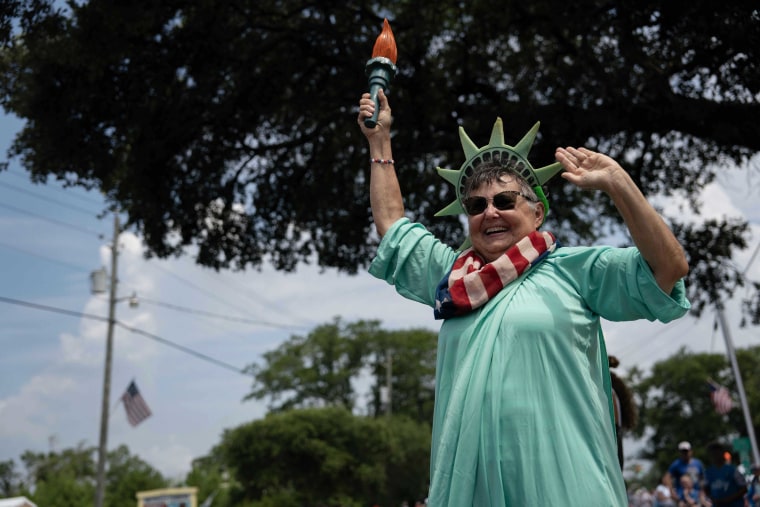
top-left (370, 158), bottom-right (395, 165)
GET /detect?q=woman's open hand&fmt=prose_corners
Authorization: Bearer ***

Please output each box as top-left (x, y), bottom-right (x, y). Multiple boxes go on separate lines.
top-left (357, 88), bottom-right (392, 142)
top-left (555, 146), bottom-right (626, 194)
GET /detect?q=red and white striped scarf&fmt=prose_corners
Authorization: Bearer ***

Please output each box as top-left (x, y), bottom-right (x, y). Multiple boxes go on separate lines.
top-left (434, 231), bottom-right (557, 319)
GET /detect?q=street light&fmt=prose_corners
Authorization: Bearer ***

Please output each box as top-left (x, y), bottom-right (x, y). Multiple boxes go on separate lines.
top-left (91, 273), bottom-right (140, 309)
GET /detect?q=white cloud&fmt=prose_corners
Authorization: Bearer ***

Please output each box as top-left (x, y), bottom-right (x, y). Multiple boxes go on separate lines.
top-left (60, 331), bottom-right (102, 366)
top-left (140, 435), bottom-right (196, 480)
top-left (0, 373), bottom-right (77, 441)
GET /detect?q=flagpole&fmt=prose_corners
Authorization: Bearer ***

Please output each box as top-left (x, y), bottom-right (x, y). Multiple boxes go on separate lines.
top-left (94, 213), bottom-right (120, 507)
top-left (716, 302), bottom-right (760, 465)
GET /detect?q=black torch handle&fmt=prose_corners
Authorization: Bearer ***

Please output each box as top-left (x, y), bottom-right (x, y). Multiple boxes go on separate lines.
top-left (364, 57), bottom-right (395, 129)
top-left (364, 84), bottom-right (382, 129)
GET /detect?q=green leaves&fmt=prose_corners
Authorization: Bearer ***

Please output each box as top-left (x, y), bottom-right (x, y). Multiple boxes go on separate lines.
top-left (220, 407), bottom-right (430, 506)
top-left (1, 0), bottom-right (758, 319)
top-left (244, 318), bottom-right (437, 422)
top-left (631, 345), bottom-right (760, 474)
top-left (5, 443), bottom-right (168, 507)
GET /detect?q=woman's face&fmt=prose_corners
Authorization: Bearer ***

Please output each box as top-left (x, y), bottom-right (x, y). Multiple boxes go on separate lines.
top-left (466, 177), bottom-right (545, 262)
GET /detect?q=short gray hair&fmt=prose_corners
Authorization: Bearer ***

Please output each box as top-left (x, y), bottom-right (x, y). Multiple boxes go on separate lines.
top-left (463, 161), bottom-right (538, 202)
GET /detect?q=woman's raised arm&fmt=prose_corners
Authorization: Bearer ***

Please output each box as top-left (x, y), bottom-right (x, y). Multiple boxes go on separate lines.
top-left (357, 88), bottom-right (404, 237)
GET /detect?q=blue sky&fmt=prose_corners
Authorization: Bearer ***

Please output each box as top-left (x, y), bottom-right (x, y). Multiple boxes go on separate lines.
top-left (1, 108), bottom-right (759, 480)
top-left (0, 110), bottom-right (435, 477)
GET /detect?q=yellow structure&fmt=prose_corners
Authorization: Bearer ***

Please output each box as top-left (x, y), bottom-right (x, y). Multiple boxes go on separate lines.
top-left (136, 487), bottom-right (197, 507)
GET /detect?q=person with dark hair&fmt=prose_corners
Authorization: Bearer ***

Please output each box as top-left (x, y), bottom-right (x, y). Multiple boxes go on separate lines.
top-left (357, 88), bottom-right (690, 506)
top-left (703, 441), bottom-right (747, 507)
top-left (609, 355), bottom-right (638, 468)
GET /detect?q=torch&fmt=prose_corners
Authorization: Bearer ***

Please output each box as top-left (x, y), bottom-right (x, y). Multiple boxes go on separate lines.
top-left (364, 19), bottom-right (398, 129)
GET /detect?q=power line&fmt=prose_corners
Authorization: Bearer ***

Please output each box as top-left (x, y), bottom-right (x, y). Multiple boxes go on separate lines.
top-left (741, 240), bottom-right (760, 277)
top-left (0, 201), bottom-right (104, 238)
top-left (114, 321), bottom-right (250, 376)
top-left (0, 180), bottom-right (103, 216)
top-left (194, 268), bottom-right (315, 327)
top-left (1, 167), bottom-right (106, 206)
top-left (143, 262), bottom-right (317, 329)
top-left (0, 238), bottom-right (305, 330)
top-left (0, 295), bottom-right (252, 377)
top-left (0, 240), bottom-right (93, 271)
top-left (142, 262), bottom-right (258, 318)
top-left (606, 315), bottom-right (699, 365)
top-left (0, 294), bottom-right (107, 322)
top-left (137, 296), bottom-right (306, 330)
top-left (1, 171), bottom-right (314, 330)
top-left (3, 170), bottom-right (330, 331)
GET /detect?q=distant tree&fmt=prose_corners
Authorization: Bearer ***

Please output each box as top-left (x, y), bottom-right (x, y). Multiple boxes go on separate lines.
top-left (185, 451), bottom-right (234, 507)
top-left (0, 459), bottom-right (24, 497)
top-left (16, 442), bottom-right (167, 507)
top-left (365, 326), bottom-right (436, 422)
top-left (245, 318), bottom-right (437, 422)
top-left (629, 345), bottom-right (760, 474)
top-left (1, 1), bottom-right (758, 320)
top-left (21, 443), bottom-right (96, 507)
top-left (105, 445), bottom-right (168, 507)
top-left (245, 318), bottom-right (371, 411)
top-left (220, 407), bottom-right (430, 507)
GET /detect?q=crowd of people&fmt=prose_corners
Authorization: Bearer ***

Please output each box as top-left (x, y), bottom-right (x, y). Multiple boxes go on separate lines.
top-left (628, 441), bottom-right (759, 507)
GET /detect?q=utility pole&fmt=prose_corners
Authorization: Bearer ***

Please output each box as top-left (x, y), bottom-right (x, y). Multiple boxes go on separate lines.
top-left (715, 240), bottom-right (760, 467)
top-left (379, 350), bottom-right (393, 416)
top-left (386, 350), bottom-right (392, 416)
top-left (716, 304), bottom-right (760, 466)
top-left (94, 213), bottom-right (120, 507)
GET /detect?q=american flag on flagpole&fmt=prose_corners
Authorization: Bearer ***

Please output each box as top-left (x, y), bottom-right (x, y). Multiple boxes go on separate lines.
top-left (708, 380), bottom-right (733, 415)
top-left (121, 380), bottom-right (152, 426)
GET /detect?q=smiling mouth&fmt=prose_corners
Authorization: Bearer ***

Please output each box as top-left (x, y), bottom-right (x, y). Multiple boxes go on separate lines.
top-left (485, 227), bottom-right (509, 235)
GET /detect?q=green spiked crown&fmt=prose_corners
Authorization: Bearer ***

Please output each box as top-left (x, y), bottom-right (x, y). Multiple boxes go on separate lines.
top-left (435, 118), bottom-right (563, 223)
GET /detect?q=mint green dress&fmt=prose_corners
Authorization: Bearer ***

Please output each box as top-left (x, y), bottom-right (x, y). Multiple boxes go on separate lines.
top-left (369, 218), bottom-right (690, 506)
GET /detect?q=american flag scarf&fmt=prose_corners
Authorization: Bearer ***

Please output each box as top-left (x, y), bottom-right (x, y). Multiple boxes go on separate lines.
top-left (434, 231), bottom-right (557, 319)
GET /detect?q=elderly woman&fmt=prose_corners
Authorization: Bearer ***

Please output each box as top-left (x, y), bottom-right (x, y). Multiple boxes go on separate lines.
top-left (357, 88), bottom-right (690, 506)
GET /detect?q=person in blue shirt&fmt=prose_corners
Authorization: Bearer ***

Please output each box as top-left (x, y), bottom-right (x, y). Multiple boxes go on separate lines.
top-left (668, 441), bottom-right (705, 495)
top-left (747, 463), bottom-right (760, 507)
top-left (703, 441), bottom-right (747, 507)
top-left (676, 474), bottom-right (703, 506)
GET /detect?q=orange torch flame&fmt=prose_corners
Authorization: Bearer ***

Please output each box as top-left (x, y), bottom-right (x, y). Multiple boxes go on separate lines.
top-left (364, 18), bottom-right (398, 128)
top-left (371, 19), bottom-right (397, 64)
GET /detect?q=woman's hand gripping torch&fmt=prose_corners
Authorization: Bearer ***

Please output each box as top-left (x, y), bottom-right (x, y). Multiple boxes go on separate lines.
top-left (364, 19), bottom-right (398, 129)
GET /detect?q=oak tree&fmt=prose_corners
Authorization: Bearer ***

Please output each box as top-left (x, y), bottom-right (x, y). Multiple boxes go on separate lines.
top-left (1, 0), bottom-right (759, 317)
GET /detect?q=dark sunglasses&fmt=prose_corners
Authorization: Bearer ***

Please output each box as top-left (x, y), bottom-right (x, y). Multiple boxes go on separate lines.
top-left (462, 190), bottom-right (536, 216)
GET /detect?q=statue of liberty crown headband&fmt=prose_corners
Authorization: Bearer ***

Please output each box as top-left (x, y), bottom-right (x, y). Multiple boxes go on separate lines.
top-left (435, 118), bottom-right (564, 247)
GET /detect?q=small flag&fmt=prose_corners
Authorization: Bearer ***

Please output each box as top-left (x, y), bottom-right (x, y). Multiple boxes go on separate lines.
top-left (121, 380), bottom-right (152, 426)
top-left (708, 380), bottom-right (733, 415)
